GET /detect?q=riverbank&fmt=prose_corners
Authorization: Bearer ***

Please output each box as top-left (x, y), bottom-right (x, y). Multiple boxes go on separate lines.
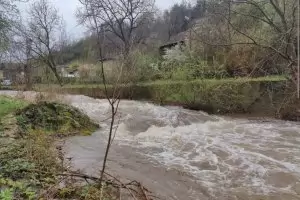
top-left (2, 91), bottom-right (300, 200)
top-left (0, 93), bottom-right (156, 200)
top-left (35, 77), bottom-right (298, 120)
top-left (0, 95), bottom-right (108, 199)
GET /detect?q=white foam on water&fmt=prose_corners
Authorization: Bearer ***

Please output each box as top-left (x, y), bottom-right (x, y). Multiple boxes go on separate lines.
top-left (114, 118), bottom-right (300, 196)
top-left (3, 92), bottom-right (300, 198)
top-left (66, 96), bottom-right (300, 196)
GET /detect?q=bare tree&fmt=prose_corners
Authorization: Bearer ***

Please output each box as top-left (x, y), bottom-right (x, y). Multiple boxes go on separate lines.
top-left (26, 0), bottom-right (65, 85)
top-left (0, 0), bottom-right (28, 60)
top-left (77, 0), bottom-right (156, 190)
top-left (199, 0), bottom-right (298, 78)
top-left (77, 0), bottom-right (155, 64)
top-left (24, 38), bottom-right (32, 89)
top-left (163, 3), bottom-right (192, 40)
top-left (78, 0), bottom-right (120, 189)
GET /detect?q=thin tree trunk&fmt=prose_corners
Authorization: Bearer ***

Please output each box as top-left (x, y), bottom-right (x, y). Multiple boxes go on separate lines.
top-left (99, 106), bottom-right (115, 185)
top-left (24, 64), bottom-right (32, 90)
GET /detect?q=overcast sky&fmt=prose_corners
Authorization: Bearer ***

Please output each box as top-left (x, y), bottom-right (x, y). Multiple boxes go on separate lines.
top-left (18, 0), bottom-right (183, 39)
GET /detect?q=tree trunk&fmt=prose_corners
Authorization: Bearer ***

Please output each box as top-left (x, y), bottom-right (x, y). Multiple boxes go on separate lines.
top-left (24, 64), bottom-right (32, 90)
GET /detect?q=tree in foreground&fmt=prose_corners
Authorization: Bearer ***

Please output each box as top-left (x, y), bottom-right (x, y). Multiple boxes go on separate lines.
top-left (77, 0), bottom-right (155, 190)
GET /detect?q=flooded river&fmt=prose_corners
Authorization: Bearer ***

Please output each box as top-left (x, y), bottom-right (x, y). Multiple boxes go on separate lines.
top-left (2, 91), bottom-right (300, 199)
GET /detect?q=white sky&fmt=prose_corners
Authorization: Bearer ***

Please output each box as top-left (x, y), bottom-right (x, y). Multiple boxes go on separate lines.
top-left (18, 0), bottom-right (183, 39)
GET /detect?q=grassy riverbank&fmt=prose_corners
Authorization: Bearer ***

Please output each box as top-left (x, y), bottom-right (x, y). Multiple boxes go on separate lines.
top-left (0, 97), bottom-right (28, 120)
top-left (0, 96), bottom-right (111, 199)
top-left (34, 75), bottom-right (286, 89)
top-left (37, 76), bottom-right (293, 117)
top-left (1, 76), bottom-right (296, 119)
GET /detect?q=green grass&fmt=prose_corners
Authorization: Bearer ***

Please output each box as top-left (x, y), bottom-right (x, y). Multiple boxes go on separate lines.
top-left (142, 75), bottom-right (287, 86)
top-left (34, 75), bottom-right (287, 89)
top-left (16, 102), bottom-right (99, 137)
top-left (0, 96), bottom-right (28, 120)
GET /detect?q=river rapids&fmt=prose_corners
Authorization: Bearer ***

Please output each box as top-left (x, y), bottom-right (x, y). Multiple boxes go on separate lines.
top-left (1, 91), bottom-right (300, 200)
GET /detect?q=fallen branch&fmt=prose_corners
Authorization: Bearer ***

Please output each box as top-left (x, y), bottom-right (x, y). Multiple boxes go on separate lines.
top-left (141, 185), bottom-right (151, 200)
top-left (19, 168), bottom-right (155, 200)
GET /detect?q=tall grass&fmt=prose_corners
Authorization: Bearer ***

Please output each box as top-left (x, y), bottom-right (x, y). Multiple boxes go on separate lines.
top-left (0, 96), bottom-right (28, 119)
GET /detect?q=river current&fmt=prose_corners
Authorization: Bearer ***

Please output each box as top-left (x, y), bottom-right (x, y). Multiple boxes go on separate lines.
top-left (1, 91), bottom-right (300, 200)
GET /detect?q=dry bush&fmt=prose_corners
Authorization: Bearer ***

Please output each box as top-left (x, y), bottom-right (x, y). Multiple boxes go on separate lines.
top-left (225, 45), bottom-right (285, 77)
top-left (78, 64), bottom-right (91, 79)
top-left (34, 92), bottom-right (63, 103)
top-left (15, 91), bottom-right (26, 100)
top-left (25, 132), bottom-right (62, 171)
top-left (225, 46), bottom-right (258, 77)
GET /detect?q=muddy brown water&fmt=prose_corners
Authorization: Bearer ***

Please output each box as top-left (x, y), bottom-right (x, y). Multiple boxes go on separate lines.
top-left (1, 91), bottom-right (300, 200)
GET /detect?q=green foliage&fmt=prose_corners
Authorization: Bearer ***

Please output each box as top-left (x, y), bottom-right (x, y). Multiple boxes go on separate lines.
top-left (0, 177), bottom-right (37, 200)
top-left (0, 132), bottom-right (117, 199)
top-left (16, 102), bottom-right (99, 136)
top-left (0, 97), bottom-right (116, 199)
top-left (161, 46), bottom-right (229, 80)
top-left (0, 134), bottom-right (60, 199)
top-left (0, 96), bottom-right (28, 120)
top-left (0, 188), bottom-right (14, 200)
top-left (55, 77), bottom-right (286, 114)
top-left (168, 61), bottom-right (229, 80)
top-left (0, 134), bottom-right (117, 199)
top-left (131, 51), bottom-right (162, 82)
top-left (0, 96), bottom-right (28, 136)
top-left (39, 0), bottom-right (295, 84)
top-left (141, 79), bottom-right (261, 113)
top-left (0, 138), bottom-right (52, 200)
top-left (68, 60), bottom-right (81, 70)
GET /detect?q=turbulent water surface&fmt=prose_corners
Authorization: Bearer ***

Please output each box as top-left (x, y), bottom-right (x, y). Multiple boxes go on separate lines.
top-left (2, 91), bottom-right (300, 200)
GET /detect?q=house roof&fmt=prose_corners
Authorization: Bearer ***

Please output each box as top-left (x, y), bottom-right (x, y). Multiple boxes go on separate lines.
top-left (159, 41), bottom-right (185, 52)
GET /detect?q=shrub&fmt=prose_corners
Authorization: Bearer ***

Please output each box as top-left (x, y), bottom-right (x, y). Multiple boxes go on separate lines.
top-left (16, 102), bottom-right (99, 136)
top-left (127, 50), bottom-right (162, 82)
top-left (160, 47), bottom-right (229, 80)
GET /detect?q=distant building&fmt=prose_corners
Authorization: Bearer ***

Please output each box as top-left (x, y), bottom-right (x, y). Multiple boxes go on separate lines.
top-left (159, 31), bottom-right (188, 56)
top-left (159, 41), bottom-right (185, 56)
